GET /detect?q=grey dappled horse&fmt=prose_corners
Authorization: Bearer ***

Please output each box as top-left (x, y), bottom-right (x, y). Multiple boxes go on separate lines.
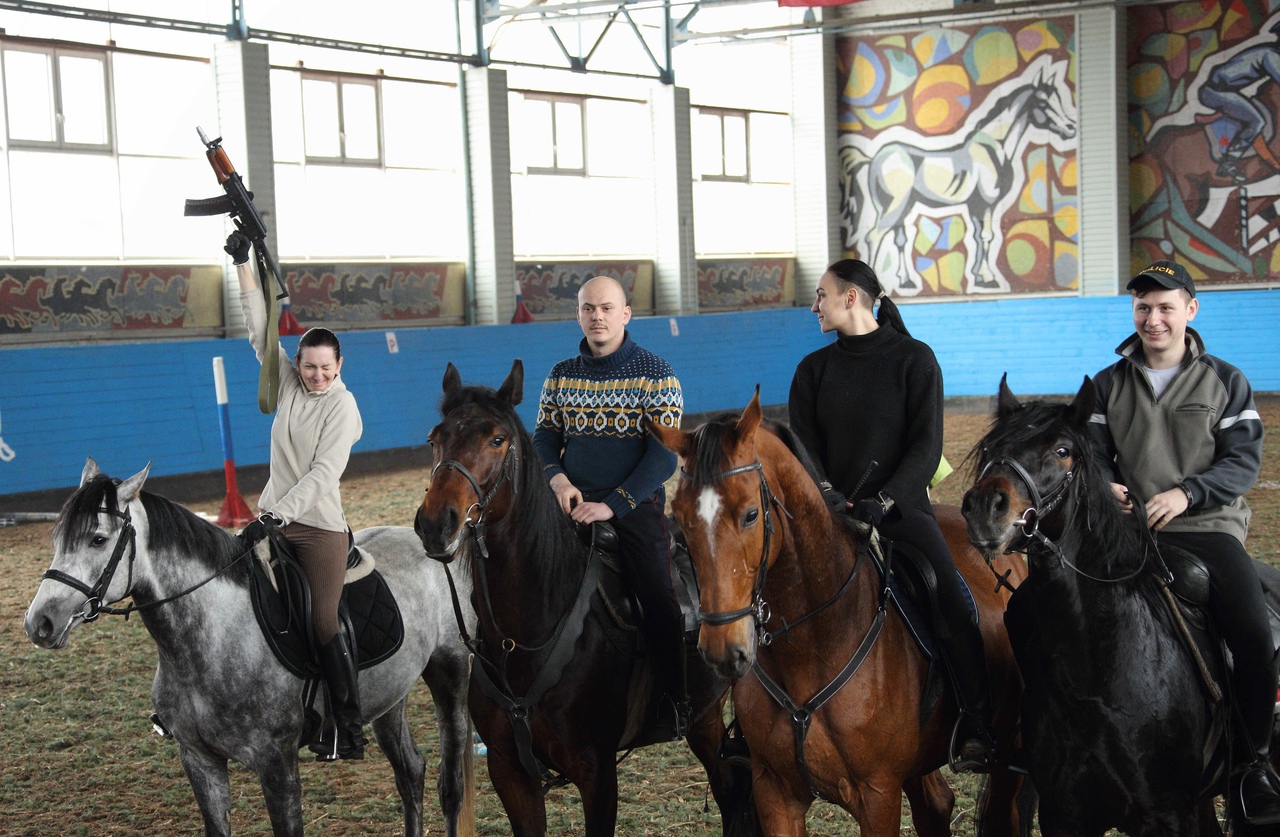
top-left (23, 458), bottom-right (477, 837)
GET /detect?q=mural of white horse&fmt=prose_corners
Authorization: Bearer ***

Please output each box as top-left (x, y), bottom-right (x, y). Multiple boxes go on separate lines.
top-left (840, 55), bottom-right (1077, 295)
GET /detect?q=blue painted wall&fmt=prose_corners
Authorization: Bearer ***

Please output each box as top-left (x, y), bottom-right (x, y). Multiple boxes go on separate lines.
top-left (2, 288), bottom-right (1277, 496)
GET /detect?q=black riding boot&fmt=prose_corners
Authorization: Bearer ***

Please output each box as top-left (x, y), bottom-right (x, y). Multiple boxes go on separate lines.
top-left (312, 633), bottom-right (367, 761)
top-left (1237, 652), bottom-right (1280, 825)
top-left (938, 620), bottom-right (997, 774)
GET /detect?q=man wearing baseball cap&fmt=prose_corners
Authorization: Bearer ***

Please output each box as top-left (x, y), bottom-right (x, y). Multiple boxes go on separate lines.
top-left (1090, 259), bottom-right (1276, 823)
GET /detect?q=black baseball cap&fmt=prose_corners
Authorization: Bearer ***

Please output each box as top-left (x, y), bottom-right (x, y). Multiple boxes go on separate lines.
top-left (1126, 259), bottom-right (1196, 298)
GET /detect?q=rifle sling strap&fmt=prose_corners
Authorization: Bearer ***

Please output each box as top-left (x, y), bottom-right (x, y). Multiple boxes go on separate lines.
top-left (256, 247), bottom-right (282, 414)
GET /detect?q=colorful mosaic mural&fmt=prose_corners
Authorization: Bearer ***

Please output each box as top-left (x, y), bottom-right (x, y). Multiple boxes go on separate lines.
top-left (0, 266), bottom-right (221, 337)
top-left (837, 18), bottom-right (1079, 296)
top-left (515, 262), bottom-right (653, 318)
top-left (1129, 0), bottom-right (1280, 286)
top-left (696, 258), bottom-right (794, 310)
top-left (284, 263), bottom-right (465, 324)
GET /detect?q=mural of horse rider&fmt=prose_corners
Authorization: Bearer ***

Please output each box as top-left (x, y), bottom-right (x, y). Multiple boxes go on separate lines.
top-left (532, 275), bottom-right (692, 735)
top-left (1198, 19), bottom-right (1280, 175)
top-left (788, 258), bottom-right (998, 773)
top-left (1090, 259), bottom-right (1280, 825)
top-left (225, 230), bottom-right (369, 762)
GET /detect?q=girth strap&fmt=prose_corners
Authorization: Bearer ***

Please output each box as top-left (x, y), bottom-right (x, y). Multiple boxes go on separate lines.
top-left (443, 549), bottom-right (603, 780)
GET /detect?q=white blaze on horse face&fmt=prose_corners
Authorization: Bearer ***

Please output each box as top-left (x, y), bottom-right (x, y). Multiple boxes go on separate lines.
top-left (697, 486), bottom-right (721, 555)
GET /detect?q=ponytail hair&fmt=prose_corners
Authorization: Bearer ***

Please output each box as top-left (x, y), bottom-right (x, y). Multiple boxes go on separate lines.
top-left (826, 259), bottom-right (911, 338)
top-left (297, 326), bottom-right (342, 361)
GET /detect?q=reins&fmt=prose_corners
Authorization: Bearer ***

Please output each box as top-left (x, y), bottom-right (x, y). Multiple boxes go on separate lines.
top-left (43, 502), bottom-right (255, 622)
top-left (683, 456), bottom-right (891, 802)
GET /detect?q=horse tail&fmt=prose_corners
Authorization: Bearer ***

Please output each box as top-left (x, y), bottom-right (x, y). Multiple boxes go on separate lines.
top-left (458, 713), bottom-right (477, 837)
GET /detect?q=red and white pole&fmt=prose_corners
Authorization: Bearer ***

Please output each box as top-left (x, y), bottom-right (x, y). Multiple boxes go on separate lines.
top-left (213, 357), bottom-right (254, 527)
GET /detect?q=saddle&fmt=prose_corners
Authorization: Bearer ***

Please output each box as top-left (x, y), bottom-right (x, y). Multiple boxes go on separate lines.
top-left (874, 539), bottom-right (979, 663)
top-left (247, 527), bottom-right (405, 679)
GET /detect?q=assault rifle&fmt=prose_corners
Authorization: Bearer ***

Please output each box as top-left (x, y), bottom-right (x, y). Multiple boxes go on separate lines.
top-left (184, 126), bottom-right (288, 300)
top-left (186, 126), bottom-right (286, 413)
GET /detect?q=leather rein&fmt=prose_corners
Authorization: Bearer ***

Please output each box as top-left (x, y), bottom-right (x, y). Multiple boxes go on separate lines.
top-left (430, 438), bottom-right (602, 781)
top-left (42, 502), bottom-right (254, 622)
top-left (682, 459), bottom-right (891, 801)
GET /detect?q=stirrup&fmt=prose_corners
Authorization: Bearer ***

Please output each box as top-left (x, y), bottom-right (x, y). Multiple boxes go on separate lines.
top-left (1240, 762), bottom-right (1280, 826)
top-left (949, 718), bottom-right (997, 774)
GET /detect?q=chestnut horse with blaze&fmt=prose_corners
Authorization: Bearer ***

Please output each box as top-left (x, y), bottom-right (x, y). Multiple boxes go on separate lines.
top-left (649, 391), bottom-right (1029, 836)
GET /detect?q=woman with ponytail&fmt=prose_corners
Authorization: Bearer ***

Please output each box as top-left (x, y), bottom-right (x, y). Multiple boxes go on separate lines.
top-left (788, 258), bottom-right (997, 773)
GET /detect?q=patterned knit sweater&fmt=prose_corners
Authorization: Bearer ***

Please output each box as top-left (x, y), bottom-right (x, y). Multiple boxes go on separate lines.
top-left (533, 333), bottom-right (683, 519)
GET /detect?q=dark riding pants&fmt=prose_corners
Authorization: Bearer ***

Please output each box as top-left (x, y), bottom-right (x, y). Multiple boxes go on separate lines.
top-left (878, 505), bottom-right (976, 637)
top-left (1158, 530), bottom-right (1275, 683)
top-left (282, 522), bottom-right (347, 644)
top-left (613, 494), bottom-right (686, 699)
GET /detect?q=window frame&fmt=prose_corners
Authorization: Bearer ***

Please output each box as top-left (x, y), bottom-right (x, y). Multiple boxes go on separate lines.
top-left (522, 93), bottom-right (586, 177)
top-left (2, 44), bottom-right (114, 153)
top-left (300, 71), bottom-right (384, 167)
top-left (693, 107), bottom-right (750, 184)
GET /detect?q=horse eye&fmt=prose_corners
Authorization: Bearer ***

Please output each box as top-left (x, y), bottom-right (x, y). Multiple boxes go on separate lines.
top-left (741, 508), bottom-right (759, 528)
top-left (1054, 446), bottom-right (1071, 460)
top-left (91, 535), bottom-right (108, 547)
top-left (489, 436), bottom-right (506, 448)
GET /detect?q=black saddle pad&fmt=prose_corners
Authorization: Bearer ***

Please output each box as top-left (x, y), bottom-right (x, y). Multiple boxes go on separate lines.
top-left (248, 534), bottom-right (404, 678)
top-left (873, 539), bottom-right (978, 662)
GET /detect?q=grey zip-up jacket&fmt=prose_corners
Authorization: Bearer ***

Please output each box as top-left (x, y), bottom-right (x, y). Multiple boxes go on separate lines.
top-left (241, 290), bottom-right (362, 531)
top-left (1090, 326), bottom-right (1262, 544)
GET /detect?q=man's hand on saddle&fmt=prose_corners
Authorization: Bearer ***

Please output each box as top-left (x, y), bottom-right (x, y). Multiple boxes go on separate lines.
top-left (1109, 482), bottom-right (1134, 514)
top-left (569, 501), bottom-right (614, 524)
top-left (1145, 487), bottom-right (1189, 532)
top-left (550, 472), bottom-right (585, 515)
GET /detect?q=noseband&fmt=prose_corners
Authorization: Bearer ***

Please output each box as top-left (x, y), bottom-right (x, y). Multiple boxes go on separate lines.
top-left (42, 503), bottom-right (137, 622)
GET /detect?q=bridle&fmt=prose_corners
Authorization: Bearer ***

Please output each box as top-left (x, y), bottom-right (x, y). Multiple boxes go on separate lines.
top-left (42, 499), bottom-right (254, 621)
top-left (683, 461), bottom-right (785, 644)
top-left (979, 451), bottom-right (1150, 584)
top-left (426, 441), bottom-right (516, 561)
top-left (42, 503), bottom-right (137, 622)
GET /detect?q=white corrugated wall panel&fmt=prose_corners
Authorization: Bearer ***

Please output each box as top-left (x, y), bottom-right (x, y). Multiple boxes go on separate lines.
top-left (1076, 5), bottom-right (1127, 296)
top-left (465, 66), bottom-right (515, 326)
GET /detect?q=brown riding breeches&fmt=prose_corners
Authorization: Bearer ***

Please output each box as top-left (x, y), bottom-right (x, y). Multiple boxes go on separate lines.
top-left (281, 522), bottom-right (348, 644)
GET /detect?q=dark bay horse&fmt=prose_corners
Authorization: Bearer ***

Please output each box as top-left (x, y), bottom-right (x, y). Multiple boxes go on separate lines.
top-left (413, 360), bottom-right (757, 837)
top-left (961, 376), bottom-right (1279, 836)
top-left (648, 391), bottom-right (1029, 836)
top-left (23, 458), bottom-right (476, 837)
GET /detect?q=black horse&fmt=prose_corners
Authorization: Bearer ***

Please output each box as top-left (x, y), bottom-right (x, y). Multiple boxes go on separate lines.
top-left (413, 360), bottom-right (758, 837)
top-left (962, 375), bottom-right (1280, 837)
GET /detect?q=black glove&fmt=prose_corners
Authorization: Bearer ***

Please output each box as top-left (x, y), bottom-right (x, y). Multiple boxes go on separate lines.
top-left (852, 498), bottom-right (886, 528)
top-left (224, 231), bottom-right (252, 265)
top-left (240, 511), bottom-right (282, 543)
top-left (819, 483), bottom-right (848, 514)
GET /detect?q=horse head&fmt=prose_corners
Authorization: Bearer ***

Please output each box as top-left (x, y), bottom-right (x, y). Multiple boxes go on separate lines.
top-left (24, 457), bottom-right (150, 649)
top-left (415, 359), bottom-right (525, 563)
top-left (650, 389), bottom-right (782, 680)
top-left (962, 375), bottom-right (1094, 557)
top-left (1027, 57), bottom-right (1076, 141)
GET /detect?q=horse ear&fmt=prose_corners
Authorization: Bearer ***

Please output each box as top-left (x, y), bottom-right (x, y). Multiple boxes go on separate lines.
top-left (1070, 375), bottom-right (1097, 426)
top-left (996, 374), bottom-right (1021, 418)
top-left (646, 416), bottom-right (695, 460)
top-left (80, 457), bottom-right (101, 487)
top-left (442, 362), bottom-right (461, 395)
top-left (115, 462), bottom-right (151, 505)
top-left (735, 386), bottom-right (763, 441)
top-left (498, 359), bottom-right (524, 407)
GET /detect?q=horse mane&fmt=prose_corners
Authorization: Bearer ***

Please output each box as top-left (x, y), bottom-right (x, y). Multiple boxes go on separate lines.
top-left (968, 399), bottom-right (1145, 572)
top-left (438, 383), bottom-right (586, 589)
top-left (55, 474), bottom-right (249, 584)
top-left (683, 414), bottom-right (825, 491)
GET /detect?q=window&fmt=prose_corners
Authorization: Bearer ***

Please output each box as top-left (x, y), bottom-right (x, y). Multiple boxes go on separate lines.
top-left (301, 75), bottom-right (381, 164)
top-left (693, 108), bottom-right (749, 181)
top-left (4, 46), bottom-right (111, 149)
top-left (520, 94), bottom-right (584, 175)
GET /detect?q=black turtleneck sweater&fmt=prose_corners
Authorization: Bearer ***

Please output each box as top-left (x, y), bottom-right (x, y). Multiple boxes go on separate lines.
top-left (787, 325), bottom-right (943, 516)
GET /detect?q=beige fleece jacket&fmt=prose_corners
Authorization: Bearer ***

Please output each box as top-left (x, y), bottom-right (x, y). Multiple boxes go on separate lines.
top-left (241, 290), bottom-right (362, 531)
